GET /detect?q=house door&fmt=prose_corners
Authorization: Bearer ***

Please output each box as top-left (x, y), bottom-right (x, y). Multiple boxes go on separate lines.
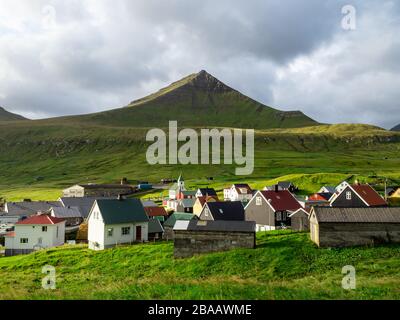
top-left (136, 226), bottom-right (142, 241)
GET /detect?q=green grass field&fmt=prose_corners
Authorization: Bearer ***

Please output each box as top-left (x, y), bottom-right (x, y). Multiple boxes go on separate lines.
top-left (0, 231), bottom-right (399, 300)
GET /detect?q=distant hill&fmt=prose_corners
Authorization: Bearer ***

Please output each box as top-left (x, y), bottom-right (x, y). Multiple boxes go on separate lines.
top-left (391, 124), bottom-right (400, 131)
top-left (0, 106), bottom-right (27, 121)
top-left (67, 70), bottom-right (318, 129)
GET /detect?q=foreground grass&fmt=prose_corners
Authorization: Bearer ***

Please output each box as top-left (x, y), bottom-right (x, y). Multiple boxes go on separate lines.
top-left (0, 231), bottom-right (399, 300)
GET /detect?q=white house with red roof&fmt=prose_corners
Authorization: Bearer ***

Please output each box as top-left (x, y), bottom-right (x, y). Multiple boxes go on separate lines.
top-left (224, 184), bottom-right (253, 202)
top-left (4, 215), bottom-right (66, 256)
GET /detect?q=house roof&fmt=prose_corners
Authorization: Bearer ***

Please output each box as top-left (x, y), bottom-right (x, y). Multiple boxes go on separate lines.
top-left (144, 206), bottom-right (168, 217)
top-left (148, 219), bottom-right (164, 234)
top-left (312, 207), bottom-right (400, 223)
top-left (174, 219), bottom-right (256, 233)
top-left (179, 198), bottom-right (195, 208)
top-left (180, 190), bottom-right (196, 196)
top-left (16, 215), bottom-right (65, 225)
top-left (196, 196), bottom-right (218, 208)
top-left (289, 208), bottom-right (310, 218)
top-left (278, 181), bottom-right (294, 189)
top-left (349, 184), bottom-right (387, 206)
top-left (164, 212), bottom-right (196, 228)
top-left (95, 199), bottom-right (148, 224)
top-left (259, 190), bottom-right (302, 212)
top-left (323, 186), bottom-right (336, 193)
top-left (197, 188), bottom-right (217, 197)
top-left (233, 184), bottom-right (252, 195)
top-left (5, 201), bottom-right (62, 217)
top-left (205, 201), bottom-right (245, 221)
top-left (60, 197), bottom-right (114, 219)
top-left (51, 207), bottom-right (83, 219)
top-left (308, 193), bottom-right (333, 202)
top-left (141, 200), bottom-right (158, 207)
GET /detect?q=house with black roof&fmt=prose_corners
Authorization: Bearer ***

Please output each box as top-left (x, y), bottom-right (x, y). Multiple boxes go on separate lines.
top-left (195, 188), bottom-right (218, 198)
top-left (199, 201), bottom-right (245, 221)
top-left (87, 198), bottom-right (149, 250)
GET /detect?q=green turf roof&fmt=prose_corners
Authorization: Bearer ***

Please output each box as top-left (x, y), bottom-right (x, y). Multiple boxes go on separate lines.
top-left (96, 199), bottom-right (148, 225)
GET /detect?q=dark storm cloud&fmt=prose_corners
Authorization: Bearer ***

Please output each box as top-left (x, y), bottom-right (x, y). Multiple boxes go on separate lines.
top-left (0, 0), bottom-right (399, 128)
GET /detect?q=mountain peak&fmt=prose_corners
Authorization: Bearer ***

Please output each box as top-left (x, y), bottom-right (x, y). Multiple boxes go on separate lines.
top-left (187, 70), bottom-right (234, 93)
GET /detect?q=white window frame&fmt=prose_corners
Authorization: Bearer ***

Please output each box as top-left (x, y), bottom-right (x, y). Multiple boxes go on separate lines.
top-left (121, 226), bottom-right (130, 236)
top-left (20, 238), bottom-right (29, 244)
top-left (346, 191), bottom-right (352, 200)
top-left (256, 196), bottom-right (262, 206)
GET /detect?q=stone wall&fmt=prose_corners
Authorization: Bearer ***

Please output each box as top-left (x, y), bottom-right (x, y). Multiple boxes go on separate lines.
top-left (174, 230), bottom-right (255, 258)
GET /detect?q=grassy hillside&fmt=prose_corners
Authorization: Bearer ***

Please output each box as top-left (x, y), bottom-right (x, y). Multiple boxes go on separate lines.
top-left (0, 122), bottom-right (400, 200)
top-left (0, 107), bottom-right (27, 121)
top-left (0, 231), bottom-right (399, 300)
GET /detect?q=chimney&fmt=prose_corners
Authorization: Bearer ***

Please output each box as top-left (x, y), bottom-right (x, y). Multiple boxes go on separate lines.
top-left (118, 194), bottom-right (123, 201)
top-left (275, 184), bottom-right (279, 192)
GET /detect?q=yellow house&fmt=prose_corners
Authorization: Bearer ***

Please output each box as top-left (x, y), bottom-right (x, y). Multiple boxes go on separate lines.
top-left (390, 188), bottom-right (400, 198)
top-left (193, 196), bottom-right (218, 216)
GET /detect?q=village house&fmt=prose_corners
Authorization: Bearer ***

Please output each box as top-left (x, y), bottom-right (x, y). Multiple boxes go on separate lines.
top-left (199, 201), bottom-right (245, 221)
top-left (264, 181), bottom-right (298, 193)
top-left (289, 208), bottom-right (310, 231)
top-left (176, 198), bottom-right (195, 213)
top-left (4, 215), bottom-right (65, 256)
top-left (302, 192), bottom-right (333, 210)
top-left (148, 219), bottom-right (164, 241)
top-left (389, 187), bottom-right (400, 199)
top-left (163, 212), bottom-right (196, 240)
top-left (193, 196), bottom-right (218, 216)
top-left (310, 207), bottom-right (400, 248)
top-left (141, 200), bottom-right (158, 207)
top-left (63, 183), bottom-right (134, 198)
top-left (4, 200), bottom-right (62, 219)
top-left (144, 206), bottom-right (168, 221)
top-left (330, 183), bottom-right (387, 208)
top-left (49, 207), bottom-right (83, 232)
top-left (173, 219), bottom-right (256, 258)
top-left (244, 188), bottom-right (302, 231)
top-left (318, 186), bottom-right (336, 194)
top-left (223, 184), bottom-right (253, 203)
top-left (176, 190), bottom-right (196, 200)
top-left (87, 198), bottom-right (149, 250)
top-left (59, 197), bottom-right (113, 220)
top-left (195, 188), bottom-right (218, 198)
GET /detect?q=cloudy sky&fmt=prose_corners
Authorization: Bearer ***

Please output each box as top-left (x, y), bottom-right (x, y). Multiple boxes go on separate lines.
top-left (0, 0), bottom-right (399, 128)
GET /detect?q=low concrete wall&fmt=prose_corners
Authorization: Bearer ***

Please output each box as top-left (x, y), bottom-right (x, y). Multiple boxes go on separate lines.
top-left (174, 230), bottom-right (255, 258)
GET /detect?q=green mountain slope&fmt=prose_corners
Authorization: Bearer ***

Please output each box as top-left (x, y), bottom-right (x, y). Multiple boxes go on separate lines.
top-left (61, 70), bottom-right (318, 129)
top-left (391, 124), bottom-right (400, 131)
top-left (0, 106), bottom-right (27, 121)
top-left (1, 231), bottom-right (400, 299)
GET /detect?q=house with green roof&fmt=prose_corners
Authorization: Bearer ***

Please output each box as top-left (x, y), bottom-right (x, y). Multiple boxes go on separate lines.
top-left (163, 212), bottom-right (196, 240)
top-left (87, 198), bottom-right (149, 250)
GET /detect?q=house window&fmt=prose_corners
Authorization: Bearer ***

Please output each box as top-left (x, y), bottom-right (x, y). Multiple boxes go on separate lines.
top-left (107, 228), bottom-right (114, 237)
top-left (346, 191), bottom-right (352, 200)
top-left (205, 209), bottom-right (209, 217)
top-left (256, 196), bottom-right (262, 206)
top-left (122, 227), bottom-right (130, 235)
top-left (276, 212), bottom-right (282, 221)
top-left (20, 238), bottom-right (28, 244)
top-left (42, 226), bottom-right (48, 232)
